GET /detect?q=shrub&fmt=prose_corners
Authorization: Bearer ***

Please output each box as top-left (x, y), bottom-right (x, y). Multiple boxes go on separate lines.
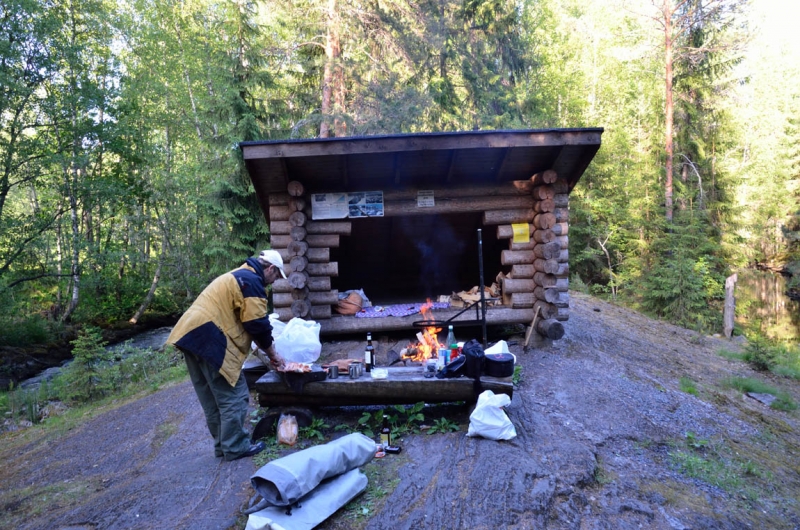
top-left (743, 335), bottom-right (779, 371)
top-left (63, 327), bottom-right (113, 403)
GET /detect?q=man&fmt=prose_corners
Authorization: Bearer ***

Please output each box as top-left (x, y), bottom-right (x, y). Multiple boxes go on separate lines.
top-left (168, 250), bottom-right (287, 461)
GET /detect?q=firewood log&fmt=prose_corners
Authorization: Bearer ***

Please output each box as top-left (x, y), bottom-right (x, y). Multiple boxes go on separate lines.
top-left (536, 318), bottom-right (565, 340)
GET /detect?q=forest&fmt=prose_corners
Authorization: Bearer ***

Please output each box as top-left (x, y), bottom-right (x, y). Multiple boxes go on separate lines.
top-left (1, 0), bottom-right (798, 345)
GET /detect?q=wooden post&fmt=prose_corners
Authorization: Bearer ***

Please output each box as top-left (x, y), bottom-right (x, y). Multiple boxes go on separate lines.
top-left (724, 273), bottom-right (737, 339)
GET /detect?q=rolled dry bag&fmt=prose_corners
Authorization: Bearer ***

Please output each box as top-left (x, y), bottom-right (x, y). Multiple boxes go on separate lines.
top-left (250, 432), bottom-right (375, 507)
top-left (484, 353), bottom-right (515, 377)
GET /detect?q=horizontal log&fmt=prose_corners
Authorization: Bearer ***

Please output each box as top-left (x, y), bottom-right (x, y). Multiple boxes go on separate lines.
top-left (382, 183), bottom-right (532, 201)
top-left (289, 256), bottom-right (308, 273)
top-left (288, 240), bottom-right (309, 257)
top-left (510, 264), bottom-right (535, 278)
top-left (555, 262), bottom-right (569, 277)
top-left (268, 193), bottom-right (290, 206)
top-left (554, 194), bottom-right (569, 208)
top-left (289, 211), bottom-right (307, 227)
top-left (269, 221), bottom-right (291, 235)
top-left (531, 169), bottom-right (558, 186)
top-left (510, 292), bottom-right (534, 308)
top-left (533, 258), bottom-right (560, 274)
top-left (274, 307), bottom-right (292, 321)
top-left (554, 307), bottom-right (570, 321)
top-left (533, 229), bottom-right (556, 244)
top-left (275, 247), bottom-right (329, 263)
top-left (501, 250), bottom-right (535, 266)
top-left (310, 304), bottom-right (332, 320)
top-left (276, 290), bottom-right (339, 307)
top-left (552, 180), bottom-right (570, 194)
top-left (288, 197), bottom-right (306, 212)
top-left (270, 235), bottom-right (292, 249)
top-left (558, 249), bottom-right (569, 263)
top-left (533, 300), bottom-right (557, 320)
top-left (556, 235), bottom-right (568, 250)
top-left (536, 318), bottom-right (565, 340)
top-left (533, 199), bottom-right (555, 213)
top-left (484, 209), bottom-right (536, 225)
top-left (551, 222), bottom-right (568, 236)
top-left (531, 185), bottom-right (555, 201)
top-left (554, 208), bottom-right (569, 223)
top-left (254, 365), bottom-right (512, 407)
top-left (509, 240), bottom-right (537, 251)
top-left (384, 195), bottom-right (533, 217)
top-left (269, 205), bottom-right (291, 222)
top-left (306, 221), bottom-right (352, 236)
top-left (287, 271), bottom-right (308, 289)
top-left (533, 241), bottom-right (561, 260)
top-left (292, 299), bottom-right (311, 318)
top-left (533, 272), bottom-right (557, 288)
top-left (273, 276), bottom-right (331, 293)
top-left (290, 226), bottom-right (307, 241)
top-left (292, 287), bottom-right (310, 300)
top-left (497, 224), bottom-right (531, 239)
top-left (307, 234), bottom-right (339, 248)
top-left (288, 180), bottom-right (304, 197)
top-left (552, 291), bottom-right (570, 308)
top-left (533, 212), bottom-right (556, 230)
top-left (306, 262), bottom-right (338, 277)
top-left (533, 286), bottom-right (561, 304)
top-left (502, 278), bottom-right (535, 293)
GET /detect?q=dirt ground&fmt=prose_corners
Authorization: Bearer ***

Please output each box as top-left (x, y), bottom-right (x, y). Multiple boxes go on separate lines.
top-left (2, 292), bottom-right (799, 529)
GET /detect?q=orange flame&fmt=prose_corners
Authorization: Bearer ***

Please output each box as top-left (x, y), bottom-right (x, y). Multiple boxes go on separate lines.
top-left (404, 299), bottom-right (444, 362)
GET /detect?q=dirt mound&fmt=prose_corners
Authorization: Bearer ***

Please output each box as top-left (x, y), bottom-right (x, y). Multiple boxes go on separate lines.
top-left (1, 293), bottom-right (798, 529)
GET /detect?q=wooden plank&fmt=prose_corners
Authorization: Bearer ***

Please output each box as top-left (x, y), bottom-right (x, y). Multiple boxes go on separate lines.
top-left (383, 195), bottom-right (533, 217)
top-left (255, 365), bottom-right (513, 407)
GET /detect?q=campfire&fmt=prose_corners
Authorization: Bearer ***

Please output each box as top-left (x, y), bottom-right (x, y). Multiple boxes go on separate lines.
top-left (400, 300), bottom-right (444, 363)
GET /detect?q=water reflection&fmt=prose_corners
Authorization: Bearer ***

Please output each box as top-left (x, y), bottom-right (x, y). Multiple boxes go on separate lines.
top-left (736, 269), bottom-right (800, 340)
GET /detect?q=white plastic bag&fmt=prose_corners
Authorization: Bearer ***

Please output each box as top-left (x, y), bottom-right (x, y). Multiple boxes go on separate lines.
top-left (467, 390), bottom-right (517, 440)
top-left (273, 317), bottom-right (322, 364)
top-left (269, 313), bottom-right (286, 339)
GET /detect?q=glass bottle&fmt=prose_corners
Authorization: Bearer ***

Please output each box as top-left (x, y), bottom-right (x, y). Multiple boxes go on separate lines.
top-left (380, 414), bottom-right (392, 447)
top-left (365, 332), bottom-right (374, 372)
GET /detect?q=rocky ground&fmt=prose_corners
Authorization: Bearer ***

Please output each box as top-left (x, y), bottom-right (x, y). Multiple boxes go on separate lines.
top-left (1, 292), bottom-right (799, 529)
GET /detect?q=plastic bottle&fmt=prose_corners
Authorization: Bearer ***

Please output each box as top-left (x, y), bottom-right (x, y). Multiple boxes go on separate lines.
top-left (365, 332), bottom-right (374, 372)
top-left (446, 325), bottom-right (458, 360)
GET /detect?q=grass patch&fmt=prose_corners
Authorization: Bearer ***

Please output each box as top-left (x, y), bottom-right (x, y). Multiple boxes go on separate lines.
top-left (717, 348), bottom-right (747, 362)
top-left (679, 376), bottom-right (698, 396)
top-left (720, 377), bottom-right (798, 411)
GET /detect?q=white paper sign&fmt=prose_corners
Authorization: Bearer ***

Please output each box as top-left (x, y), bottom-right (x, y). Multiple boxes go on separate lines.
top-left (311, 193), bottom-right (349, 220)
top-left (417, 190), bottom-right (435, 207)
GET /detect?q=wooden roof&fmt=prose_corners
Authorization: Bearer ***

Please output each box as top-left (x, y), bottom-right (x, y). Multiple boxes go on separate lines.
top-left (240, 128), bottom-right (603, 216)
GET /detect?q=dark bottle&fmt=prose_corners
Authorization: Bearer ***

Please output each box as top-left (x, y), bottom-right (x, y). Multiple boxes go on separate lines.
top-left (380, 414), bottom-right (392, 447)
top-left (365, 332), bottom-right (375, 372)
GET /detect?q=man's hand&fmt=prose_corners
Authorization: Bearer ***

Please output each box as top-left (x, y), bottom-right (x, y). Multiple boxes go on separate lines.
top-left (266, 344), bottom-right (286, 371)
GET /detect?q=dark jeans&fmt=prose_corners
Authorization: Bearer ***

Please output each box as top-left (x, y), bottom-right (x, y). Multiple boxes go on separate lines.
top-left (183, 351), bottom-right (251, 460)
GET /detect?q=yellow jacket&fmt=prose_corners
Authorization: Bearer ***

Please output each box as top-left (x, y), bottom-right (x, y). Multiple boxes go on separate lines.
top-left (167, 258), bottom-right (273, 386)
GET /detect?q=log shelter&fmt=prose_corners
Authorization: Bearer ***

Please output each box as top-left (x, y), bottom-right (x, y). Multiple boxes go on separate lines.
top-left (240, 129), bottom-right (602, 340)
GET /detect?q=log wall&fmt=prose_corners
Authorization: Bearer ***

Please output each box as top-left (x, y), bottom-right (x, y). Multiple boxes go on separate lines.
top-left (269, 182), bottom-right (344, 321)
top-left (267, 176), bottom-right (571, 338)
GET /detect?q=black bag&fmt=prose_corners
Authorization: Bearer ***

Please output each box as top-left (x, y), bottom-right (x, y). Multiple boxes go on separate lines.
top-left (435, 355), bottom-right (466, 379)
top-left (462, 339), bottom-right (485, 379)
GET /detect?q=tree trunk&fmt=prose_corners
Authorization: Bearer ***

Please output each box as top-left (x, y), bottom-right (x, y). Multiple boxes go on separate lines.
top-left (724, 273), bottom-right (737, 339)
top-left (129, 249), bottom-right (164, 324)
top-left (663, 0), bottom-right (674, 222)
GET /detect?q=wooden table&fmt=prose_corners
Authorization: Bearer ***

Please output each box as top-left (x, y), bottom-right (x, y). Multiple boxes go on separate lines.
top-left (254, 366), bottom-right (513, 407)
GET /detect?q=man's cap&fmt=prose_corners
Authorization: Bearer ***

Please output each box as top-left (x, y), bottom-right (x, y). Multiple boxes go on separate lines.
top-left (258, 249), bottom-right (287, 279)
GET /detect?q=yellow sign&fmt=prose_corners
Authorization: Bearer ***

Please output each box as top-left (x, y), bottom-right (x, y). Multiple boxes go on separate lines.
top-left (512, 223), bottom-right (530, 244)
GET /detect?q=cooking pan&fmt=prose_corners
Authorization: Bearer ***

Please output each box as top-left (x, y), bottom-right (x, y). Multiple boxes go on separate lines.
top-left (280, 364), bottom-right (328, 393)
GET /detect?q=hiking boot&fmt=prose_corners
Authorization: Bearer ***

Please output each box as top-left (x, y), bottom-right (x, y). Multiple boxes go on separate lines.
top-left (230, 441), bottom-right (266, 461)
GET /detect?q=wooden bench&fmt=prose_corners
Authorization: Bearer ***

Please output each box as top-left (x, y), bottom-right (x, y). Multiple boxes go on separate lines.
top-left (254, 366), bottom-right (513, 407)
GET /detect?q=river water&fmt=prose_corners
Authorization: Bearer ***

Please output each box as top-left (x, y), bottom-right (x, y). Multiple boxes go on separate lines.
top-left (735, 269), bottom-right (800, 340)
